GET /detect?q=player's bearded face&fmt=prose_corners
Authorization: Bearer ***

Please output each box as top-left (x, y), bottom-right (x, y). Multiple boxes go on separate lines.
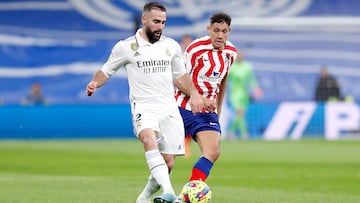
top-left (145, 26), bottom-right (162, 43)
top-left (143, 10), bottom-right (166, 44)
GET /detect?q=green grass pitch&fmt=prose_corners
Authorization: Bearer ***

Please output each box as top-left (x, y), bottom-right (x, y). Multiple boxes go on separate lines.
top-left (0, 139), bottom-right (359, 202)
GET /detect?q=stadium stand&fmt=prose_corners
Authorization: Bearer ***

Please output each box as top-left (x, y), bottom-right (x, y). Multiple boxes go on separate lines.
top-left (1, 0), bottom-right (360, 104)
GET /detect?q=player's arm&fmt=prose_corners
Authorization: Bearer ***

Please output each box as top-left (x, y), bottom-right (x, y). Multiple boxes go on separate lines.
top-left (86, 70), bottom-right (109, 96)
top-left (216, 73), bottom-right (228, 118)
top-left (175, 76), bottom-right (216, 113)
top-left (172, 41), bottom-right (204, 113)
top-left (175, 74), bottom-right (204, 114)
top-left (248, 67), bottom-right (263, 100)
top-left (87, 41), bottom-right (126, 96)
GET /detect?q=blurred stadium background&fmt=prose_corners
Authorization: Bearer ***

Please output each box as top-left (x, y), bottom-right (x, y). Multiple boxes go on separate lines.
top-left (1, 0), bottom-right (360, 140)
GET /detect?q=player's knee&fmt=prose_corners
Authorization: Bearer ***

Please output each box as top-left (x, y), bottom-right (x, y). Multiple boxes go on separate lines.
top-left (212, 148), bottom-right (221, 161)
top-left (165, 158), bottom-right (175, 171)
top-left (162, 154), bottom-right (176, 171)
top-left (139, 135), bottom-right (157, 149)
top-left (205, 148), bottom-right (220, 162)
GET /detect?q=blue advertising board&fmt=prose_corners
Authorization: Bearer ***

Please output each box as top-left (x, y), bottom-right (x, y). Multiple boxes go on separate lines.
top-left (1, 102), bottom-right (359, 140)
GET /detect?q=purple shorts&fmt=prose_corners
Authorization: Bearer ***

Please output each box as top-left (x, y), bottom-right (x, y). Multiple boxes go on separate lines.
top-left (178, 107), bottom-right (221, 141)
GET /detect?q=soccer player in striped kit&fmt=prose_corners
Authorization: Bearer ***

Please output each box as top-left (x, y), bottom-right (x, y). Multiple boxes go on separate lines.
top-left (175, 12), bottom-right (237, 184)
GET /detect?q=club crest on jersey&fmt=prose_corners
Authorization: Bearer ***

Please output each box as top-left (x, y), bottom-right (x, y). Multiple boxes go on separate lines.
top-left (213, 71), bottom-right (220, 77)
top-left (165, 48), bottom-right (171, 57)
top-left (131, 42), bottom-right (139, 51)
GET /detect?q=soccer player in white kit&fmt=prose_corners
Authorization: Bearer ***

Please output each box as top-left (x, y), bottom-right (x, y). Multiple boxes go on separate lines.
top-left (86, 2), bottom-right (203, 203)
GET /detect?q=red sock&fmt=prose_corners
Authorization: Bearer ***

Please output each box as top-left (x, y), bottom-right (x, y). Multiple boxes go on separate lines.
top-left (189, 168), bottom-right (207, 181)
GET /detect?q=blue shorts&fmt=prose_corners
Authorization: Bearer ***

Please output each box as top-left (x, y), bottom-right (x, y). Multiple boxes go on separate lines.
top-left (178, 107), bottom-right (221, 141)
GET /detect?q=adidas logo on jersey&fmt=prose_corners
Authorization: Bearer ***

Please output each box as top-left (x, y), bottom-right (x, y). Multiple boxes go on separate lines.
top-left (134, 51), bottom-right (140, 57)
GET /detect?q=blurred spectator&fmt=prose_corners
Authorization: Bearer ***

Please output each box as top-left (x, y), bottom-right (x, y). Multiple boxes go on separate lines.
top-left (180, 34), bottom-right (193, 52)
top-left (314, 66), bottom-right (342, 102)
top-left (22, 82), bottom-right (47, 105)
top-left (227, 50), bottom-right (263, 140)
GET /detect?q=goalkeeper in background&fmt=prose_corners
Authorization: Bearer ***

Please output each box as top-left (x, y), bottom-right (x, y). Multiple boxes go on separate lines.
top-left (227, 50), bottom-right (263, 140)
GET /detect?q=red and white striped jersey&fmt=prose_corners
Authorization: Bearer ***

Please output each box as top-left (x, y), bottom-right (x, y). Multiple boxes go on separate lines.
top-left (175, 36), bottom-right (237, 112)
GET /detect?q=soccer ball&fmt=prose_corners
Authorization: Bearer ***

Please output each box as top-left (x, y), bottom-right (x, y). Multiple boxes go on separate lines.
top-left (180, 180), bottom-right (212, 203)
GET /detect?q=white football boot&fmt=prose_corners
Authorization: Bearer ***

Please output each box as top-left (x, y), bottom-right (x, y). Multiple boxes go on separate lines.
top-left (136, 194), bottom-right (151, 203)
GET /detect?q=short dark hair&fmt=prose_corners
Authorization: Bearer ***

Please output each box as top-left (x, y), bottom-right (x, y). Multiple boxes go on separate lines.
top-left (143, 1), bottom-right (167, 13)
top-left (210, 12), bottom-right (231, 26)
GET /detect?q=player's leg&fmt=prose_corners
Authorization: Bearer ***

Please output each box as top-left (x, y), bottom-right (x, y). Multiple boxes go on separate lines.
top-left (227, 115), bottom-right (239, 140)
top-left (137, 155), bottom-right (176, 203)
top-left (238, 114), bottom-right (249, 140)
top-left (153, 112), bottom-right (185, 203)
top-left (228, 106), bottom-right (248, 140)
top-left (152, 154), bottom-right (177, 203)
top-left (239, 100), bottom-right (251, 140)
top-left (136, 174), bottom-right (160, 203)
top-left (137, 128), bottom-right (175, 202)
top-left (189, 130), bottom-right (221, 181)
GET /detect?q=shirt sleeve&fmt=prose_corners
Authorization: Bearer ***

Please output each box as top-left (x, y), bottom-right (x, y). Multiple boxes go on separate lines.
top-left (101, 41), bottom-right (127, 78)
top-left (171, 41), bottom-right (187, 79)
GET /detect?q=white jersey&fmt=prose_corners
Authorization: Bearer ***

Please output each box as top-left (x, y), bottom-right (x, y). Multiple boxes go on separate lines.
top-left (102, 29), bottom-right (186, 111)
top-left (101, 29), bottom-right (186, 154)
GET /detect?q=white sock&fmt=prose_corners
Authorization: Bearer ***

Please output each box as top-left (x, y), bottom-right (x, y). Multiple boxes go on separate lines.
top-left (145, 149), bottom-right (174, 195)
top-left (139, 175), bottom-right (160, 199)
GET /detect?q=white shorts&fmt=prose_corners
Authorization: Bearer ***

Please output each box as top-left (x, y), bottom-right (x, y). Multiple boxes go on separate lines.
top-left (131, 106), bottom-right (185, 156)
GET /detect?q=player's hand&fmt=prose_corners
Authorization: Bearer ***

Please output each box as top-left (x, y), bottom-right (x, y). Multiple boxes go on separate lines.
top-left (254, 87), bottom-right (263, 100)
top-left (202, 97), bottom-right (216, 112)
top-left (86, 81), bottom-right (97, 96)
top-left (189, 91), bottom-right (204, 114)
